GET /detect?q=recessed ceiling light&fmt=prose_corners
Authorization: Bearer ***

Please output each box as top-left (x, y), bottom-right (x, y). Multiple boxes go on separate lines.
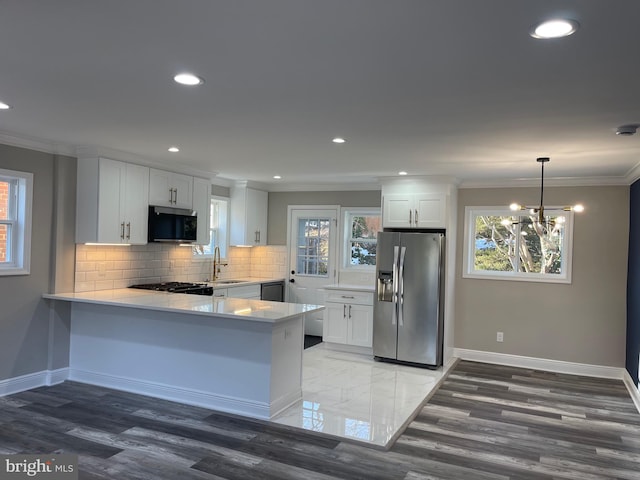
top-left (173, 73), bottom-right (204, 86)
top-left (273, 175), bottom-right (282, 179)
top-left (398, 171), bottom-right (408, 176)
top-left (332, 137), bottom-right (346, 144)
top-left (168, 146), bottom-right (180, 153)
top-left (0, 101), bottom-right (12, 110)
top-left (530, 19), bottom-right (579, 39)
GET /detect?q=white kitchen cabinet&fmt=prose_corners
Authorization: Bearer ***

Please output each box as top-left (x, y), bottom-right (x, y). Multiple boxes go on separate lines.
top-left (228, 284), bottom-right (261, 299)
top-left (149, 168), bottom-right (193, 209)
top-left (192, 177), bottom-right (211, 245)
top-left (382, 192), bottom-right (446, 229)
top-left (230, 185), bottom-right (268, 246)
top-left (212, 284), bottom-right (261, 300)
top-left (323, 289), bottom-right (373, 348)
top-left (76, 157), bottom-right (149, 244)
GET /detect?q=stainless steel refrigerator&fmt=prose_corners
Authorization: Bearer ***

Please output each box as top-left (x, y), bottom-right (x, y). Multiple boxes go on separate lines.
top-left (373, 231), bottom-right (444, 368)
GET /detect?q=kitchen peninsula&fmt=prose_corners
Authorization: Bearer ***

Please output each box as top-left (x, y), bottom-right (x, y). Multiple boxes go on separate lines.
top-left (44, 289), bottom-right (323, 420)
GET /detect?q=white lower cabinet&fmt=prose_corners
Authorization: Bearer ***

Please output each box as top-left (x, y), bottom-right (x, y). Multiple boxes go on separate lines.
top-left (323, 289), bottom-right (373, 348)
top-left (213, 284), bottom-right (261, 300)
top-left (228, 284), bottom-right (261, 300)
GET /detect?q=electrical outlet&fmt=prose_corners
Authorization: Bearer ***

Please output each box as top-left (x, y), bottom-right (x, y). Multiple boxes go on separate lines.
top-left (496, 331), bottom-right (504, 342)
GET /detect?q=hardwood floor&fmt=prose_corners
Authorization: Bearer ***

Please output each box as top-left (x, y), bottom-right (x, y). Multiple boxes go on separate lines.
top-left (1, 360), bottom-right (639, 479)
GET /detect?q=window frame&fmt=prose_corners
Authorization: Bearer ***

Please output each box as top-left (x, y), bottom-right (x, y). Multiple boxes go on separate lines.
top-left (192, 195), bottom-right (229, 260)
top-left (341, 207), bottom-right (381, 271)
top-left (0, 168), bottom-right (33, 276)
top-left (462, 205), bottom-right (574, 284)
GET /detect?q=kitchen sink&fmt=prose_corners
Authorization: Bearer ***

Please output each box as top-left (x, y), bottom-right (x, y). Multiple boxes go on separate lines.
top-left (214, 280), bottom-right (246, 284)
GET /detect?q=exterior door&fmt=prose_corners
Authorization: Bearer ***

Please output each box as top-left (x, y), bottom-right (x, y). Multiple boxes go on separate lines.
top-left (288, 207), bottom-right (338, 336)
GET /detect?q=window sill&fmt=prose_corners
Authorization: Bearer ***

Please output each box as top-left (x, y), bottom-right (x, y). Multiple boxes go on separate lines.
top-left (0, 267), bottom-right (30, 276)
top-left (462, 271), bottom-right (571, 284)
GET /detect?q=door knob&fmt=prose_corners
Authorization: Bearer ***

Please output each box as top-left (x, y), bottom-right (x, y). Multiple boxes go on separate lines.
top-left (289, 278), bottom-right (295, 283)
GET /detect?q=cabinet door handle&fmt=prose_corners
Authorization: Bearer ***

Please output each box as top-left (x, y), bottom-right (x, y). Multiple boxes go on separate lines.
top-left (169, 188), bottom-right (174, 204)
top-left (343, 304), bottom-right (346, 318)
top-left (415, 209), bottom-right (418, 225)
top-left (409, 209), bottom-right (412, 225)
top-left (255, 230), bottom-right (260, 243)
top-left (348, 305), bottom-right (352, 318)
top-left (126, 222), bottom-right (131, 240)
top-left (341, 295), bottom-right (355, 299)
top-left (120, 222), bottom-right (125, 240)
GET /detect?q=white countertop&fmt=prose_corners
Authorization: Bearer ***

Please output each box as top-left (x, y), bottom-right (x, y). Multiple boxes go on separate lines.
top-left (323, 283), bottom-right (375, 293)
top-left (43, 288), bottom-right (322, 324)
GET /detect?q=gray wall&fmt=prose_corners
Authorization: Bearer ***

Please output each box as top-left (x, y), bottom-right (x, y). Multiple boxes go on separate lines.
top-left (455, 185), bottom-right (629, 367)
top-left (0, 144), bottom-right (76, 380)
top-left (267, 190), bottom-right (381, 245)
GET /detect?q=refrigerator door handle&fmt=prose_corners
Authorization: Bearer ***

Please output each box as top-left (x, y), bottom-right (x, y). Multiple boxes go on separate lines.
top-left (398, 246), bottom-right (406, 326)
top-left (392, 245), bottom-right (399, 325)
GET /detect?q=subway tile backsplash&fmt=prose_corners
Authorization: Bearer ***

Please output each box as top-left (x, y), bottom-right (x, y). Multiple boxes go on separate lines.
top-left (74, 244), bottom-right (288, 292)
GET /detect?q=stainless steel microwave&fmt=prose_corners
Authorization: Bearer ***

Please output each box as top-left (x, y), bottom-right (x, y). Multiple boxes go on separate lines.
top-left (148, 206), bottom-right (197, 243)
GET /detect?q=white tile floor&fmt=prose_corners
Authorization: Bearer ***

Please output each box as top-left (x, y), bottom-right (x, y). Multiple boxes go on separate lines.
top-left (272, 343), bottom-right (454, 448)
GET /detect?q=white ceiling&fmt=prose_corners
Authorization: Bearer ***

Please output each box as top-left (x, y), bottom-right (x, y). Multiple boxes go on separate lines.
top-left (1, 0), bottom-right (639, 190)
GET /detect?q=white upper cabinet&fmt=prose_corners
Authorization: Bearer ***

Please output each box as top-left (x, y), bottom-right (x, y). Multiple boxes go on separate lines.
top-left (382, 192), bottom-right (446, 229)
top-left (230, 185), bottom-right (268, 246)
top-left (76, 157), bottom-right (149, 244)
top-left (381, 177), bottom-right (455, 229)
top-left (149, 168), bottom-right (193, 209)
top-left (192, 177), bottom-right (211, 246)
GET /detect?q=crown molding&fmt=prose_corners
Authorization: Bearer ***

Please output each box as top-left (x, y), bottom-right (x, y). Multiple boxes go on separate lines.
top-left (265, 182), bottom-right (382, 192)
top-left (75, 145), bottom-right (217, 180)
top-left (0, 130), bottom-right (75, 157)
top-left (459, 175), bottom-right (632, 189)
top-left (625, 161), bottom-right (640, 185)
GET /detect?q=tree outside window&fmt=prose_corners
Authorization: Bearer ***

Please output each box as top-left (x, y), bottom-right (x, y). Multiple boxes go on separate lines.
top-left (464, 207), bottom-right (574, 283)
top-left (344, 209), bottom-right (381, 269)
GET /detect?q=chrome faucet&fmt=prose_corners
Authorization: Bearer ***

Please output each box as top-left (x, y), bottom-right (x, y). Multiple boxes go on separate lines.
top-left (212, 246), bottom-right (227, 281)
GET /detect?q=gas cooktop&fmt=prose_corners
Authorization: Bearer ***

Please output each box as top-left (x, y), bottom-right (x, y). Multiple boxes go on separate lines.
top-left (129, 282), bottom-right (213, 296)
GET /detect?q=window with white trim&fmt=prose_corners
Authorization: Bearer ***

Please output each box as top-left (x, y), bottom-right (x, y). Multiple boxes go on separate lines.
top-left (192, 197), bottom-right (229, 259)
top-left (0, 168), bottom-right (33, 276)
top-left (463, 206), bottom-right (574, 283)
top-left (342, 208), bottom-right (381, 269)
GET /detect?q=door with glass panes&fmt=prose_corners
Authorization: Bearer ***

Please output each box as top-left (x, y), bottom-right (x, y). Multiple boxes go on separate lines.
top-left (287, 207), bottom-right (338, 336)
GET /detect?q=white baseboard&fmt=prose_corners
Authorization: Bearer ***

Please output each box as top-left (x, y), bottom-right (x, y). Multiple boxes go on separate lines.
top-left (0, 367), bottom-right (69, 396)
top-left (623, 370), bottom-right (640, 414)
top-left (453, 348), bottom-right (624, 379)
top-left (68, 368), bottom-right (295, 420)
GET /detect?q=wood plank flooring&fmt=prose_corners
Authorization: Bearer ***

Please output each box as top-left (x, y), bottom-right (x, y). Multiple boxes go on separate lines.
top-left (1, 360), bottom-right (639, 479)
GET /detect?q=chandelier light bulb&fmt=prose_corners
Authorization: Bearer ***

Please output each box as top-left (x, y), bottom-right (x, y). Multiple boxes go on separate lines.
top-left (572, 204), bottom-right (584, 213)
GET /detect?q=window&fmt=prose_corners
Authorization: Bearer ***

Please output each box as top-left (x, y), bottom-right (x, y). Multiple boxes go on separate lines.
top-left (343, 208), bottom-right (381, 269)
top-left (463, 206), bottom-right (574, 283)
top-left (193, 197), bottom-right (229, 258)
top-left (0, 168), bottom-right (33, 276)
top-left (296, 217), bottom-right (331, 276)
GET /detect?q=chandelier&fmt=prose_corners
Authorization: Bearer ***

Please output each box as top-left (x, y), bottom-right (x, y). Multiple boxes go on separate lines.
top-left (509, 157), bottom-right (584, 224)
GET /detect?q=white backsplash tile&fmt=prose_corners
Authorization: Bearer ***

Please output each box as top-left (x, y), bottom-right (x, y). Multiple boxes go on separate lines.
top-left (75, 244), bottom-right (290, 292)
